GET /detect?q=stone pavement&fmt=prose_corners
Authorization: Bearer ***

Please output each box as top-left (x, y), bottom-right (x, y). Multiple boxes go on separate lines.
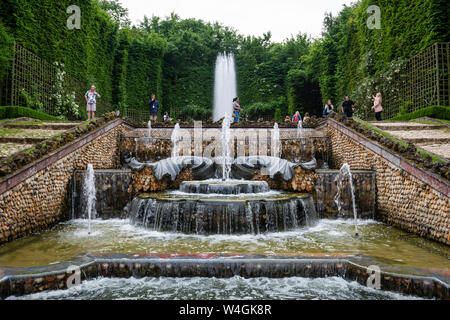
top-left (369, 121), bottom-right (450, 160)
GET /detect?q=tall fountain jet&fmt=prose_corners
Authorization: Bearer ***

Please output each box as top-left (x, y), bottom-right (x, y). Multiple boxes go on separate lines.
top-left (213, 53), bottom-right (237, 122)
top-left (82, 164), bottom-right (96, 235)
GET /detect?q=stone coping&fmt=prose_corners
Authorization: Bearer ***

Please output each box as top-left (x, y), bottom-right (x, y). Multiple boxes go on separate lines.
top-left (0, 254), bottom-right (448, 299)
top-left (317, 169), bottom-right (376, 174)
top-left (327, 119), bottom-right (450, 197)
top-left (0, 118), bottom-right (127, 194)
top-left (121, 135), bottom-right (331, 141)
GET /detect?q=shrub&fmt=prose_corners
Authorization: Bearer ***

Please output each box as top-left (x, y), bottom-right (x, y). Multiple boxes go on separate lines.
top-left (389, 106), bottom-right (450, 121)
top-left (242, 102), bottom-right (276, 121)
top-left (176, 104), bottom-right (212, 122)
top-left (0, 106), bottom-right (62, 121)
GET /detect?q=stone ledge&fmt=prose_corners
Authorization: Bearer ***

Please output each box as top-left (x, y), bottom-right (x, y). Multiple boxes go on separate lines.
top-left (0, 118), bottom-right (127, 195)
top-left (0, 254), bottom-right (448, 300)
top-left (327, 119), bottom-right (450, 197)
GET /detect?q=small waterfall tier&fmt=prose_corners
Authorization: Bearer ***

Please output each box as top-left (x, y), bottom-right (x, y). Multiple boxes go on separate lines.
top-left (129, 183), bottom-right (318, 235)
top-left (179, 180), bottom-right (271, 195)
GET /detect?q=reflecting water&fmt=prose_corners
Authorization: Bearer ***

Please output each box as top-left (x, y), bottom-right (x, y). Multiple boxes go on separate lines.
top-left (7, 276), bottom-right (423, 300)
top-left (0, 219), bottom-right (448, 270)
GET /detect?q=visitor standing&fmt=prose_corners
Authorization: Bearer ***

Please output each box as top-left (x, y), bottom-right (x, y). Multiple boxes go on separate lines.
top-left (371, 93), bottom-right (383, 121)
top-left (303, 113), bottom-right (311, 122)
top-left (233, 97), bottom-right (243, 123)
top-left (323, 100), bottom-right (334, 116)
top-left (341, 96), bottom-right (357, 118)
top-left (85, 85), bottom-right (101, 120)
top-left (149, 94), bottom-right (159, 122)
top-left (292, 111), bottom-right (301, 123)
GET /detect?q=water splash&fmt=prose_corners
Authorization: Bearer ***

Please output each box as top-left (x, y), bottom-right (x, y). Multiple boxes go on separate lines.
top-left (221, 114), bottom-right (232, 180)
top-left (82, 164), bottom-right (96, 235)
top-left (297, 120), bottom-right (304, 138)
top-left (271, 123), bottom-right (281, 158)
top-left (171, 123), bottom-right (181, 158)
top-left (213, 53), bottom-right (237, 122)
top-left (334, 163), bottom-right (359, 236)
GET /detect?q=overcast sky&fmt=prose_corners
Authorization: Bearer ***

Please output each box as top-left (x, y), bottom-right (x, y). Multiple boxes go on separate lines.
top-left (119, 0), bottom-right (356, 42)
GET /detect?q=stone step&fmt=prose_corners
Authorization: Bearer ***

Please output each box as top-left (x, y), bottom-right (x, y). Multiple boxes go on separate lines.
top-left (401, 138), bottom-right (450, 144)
top-left (3, 123), bottom-right (78, 130)
top-left (0, 137), bottom-right (48, 144)
top-left (385, 130), bottom-right (450, 145)
top-left (369, 122), bottom-right (446, 131)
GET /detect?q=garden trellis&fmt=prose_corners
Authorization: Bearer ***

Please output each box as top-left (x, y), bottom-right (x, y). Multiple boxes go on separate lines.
top-left (359, 42), bottom-right (449, 120)
top-left (1, 42), bottom-right (113, 118)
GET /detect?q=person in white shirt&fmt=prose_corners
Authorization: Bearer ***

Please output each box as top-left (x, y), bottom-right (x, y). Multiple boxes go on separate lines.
top-left (323, 99), bottom-right (334, 116)
top-left (85, 85), bottom-right (101, 120)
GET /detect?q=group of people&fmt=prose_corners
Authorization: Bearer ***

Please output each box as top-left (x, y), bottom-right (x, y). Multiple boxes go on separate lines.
top-left (286, 111), bottom-right (311, 123)
top-left (321, 93), bottom-right (383, 121)
top-left (84, 86), bottom-right (383, 123)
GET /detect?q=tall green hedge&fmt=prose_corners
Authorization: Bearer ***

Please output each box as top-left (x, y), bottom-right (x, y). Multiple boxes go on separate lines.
top-left (0, 0), bottom-right (446, 120)
top-left (0, 106), bottom-right (62, 121)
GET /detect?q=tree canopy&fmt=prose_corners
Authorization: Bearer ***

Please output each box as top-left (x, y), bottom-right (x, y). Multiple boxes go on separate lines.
top-left (0, 0), bottom-right (447, 120)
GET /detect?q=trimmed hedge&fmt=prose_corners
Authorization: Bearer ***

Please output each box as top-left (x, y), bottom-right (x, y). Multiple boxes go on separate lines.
top-left (0, 106), bottom-right (62, 121)
top-left (388, 106), bottom-right (450, 121)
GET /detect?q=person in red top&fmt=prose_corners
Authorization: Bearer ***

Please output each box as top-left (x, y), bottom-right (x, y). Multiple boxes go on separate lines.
top-left (292, 111), bottom-right (301, 122)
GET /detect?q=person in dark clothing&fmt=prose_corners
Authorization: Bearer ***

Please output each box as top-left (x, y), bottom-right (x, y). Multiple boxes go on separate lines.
top-left (341, 96), bottom-right (357, 118)
top-left (149, 94), bottom-right (159, 121)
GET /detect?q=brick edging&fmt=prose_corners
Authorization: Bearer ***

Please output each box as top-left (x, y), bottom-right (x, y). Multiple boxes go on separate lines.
top-left (327, 119), bottom-right (450, 197)
top-left (0, 118), bottom-right (126, 195)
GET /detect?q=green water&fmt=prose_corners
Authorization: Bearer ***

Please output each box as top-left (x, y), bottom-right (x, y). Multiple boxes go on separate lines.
top-left (0, 219), bottom-right (448, 271)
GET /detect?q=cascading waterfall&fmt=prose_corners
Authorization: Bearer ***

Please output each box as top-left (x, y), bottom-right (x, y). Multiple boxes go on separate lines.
top-left (334, 163), bottom-right (359, 236)
top-left (213, 53), bottom-right (237, 122)
top-left (82, 164), bottom-right (96, 235)
top-left (130, 192), bottom-right (317, 235)
top-left (221, 114), bottom-right (232, 180)
top-left (171, 123), bottom-right (181, 158)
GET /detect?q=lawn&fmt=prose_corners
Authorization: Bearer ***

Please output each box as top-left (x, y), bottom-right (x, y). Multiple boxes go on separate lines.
top-left (354, 118), bottom-right (446, 163)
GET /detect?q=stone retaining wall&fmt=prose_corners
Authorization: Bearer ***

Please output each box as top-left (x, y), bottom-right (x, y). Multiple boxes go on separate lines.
top-left (0, 120), bottom-right (133, 244)
top-left (315, 170), bottom-right (376, 219)
top-left (72, 170), bottom-right (134, 219)
top-left (327, 119), bottom-right (449, 245)
top-left (120, 136), bottom-right (331, 168)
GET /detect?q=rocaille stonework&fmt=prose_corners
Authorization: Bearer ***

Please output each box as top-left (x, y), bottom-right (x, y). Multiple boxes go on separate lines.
top-left (0, 124), bottom-right (132, 244)
top-left (327, 125), bottom-right (449, 245)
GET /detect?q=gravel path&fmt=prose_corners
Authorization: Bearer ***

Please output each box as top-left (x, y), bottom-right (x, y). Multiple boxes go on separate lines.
top-left (0, 143), bottom-right (34, 157)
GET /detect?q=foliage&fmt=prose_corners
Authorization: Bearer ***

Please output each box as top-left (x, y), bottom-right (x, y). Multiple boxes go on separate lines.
top-left (242, 102), bottom-right (277, 121)
top-left (0, 106), bottom-right (62, 121)
top-left (0, 19), bottom-right (13, 79)
top-left (0, 0), bottom-right (447, 121)
top-left (175, 104), bottom-right (212, 122)
top-left (19, 88), bottom-right (43, 111)
top-left (309, 0), bottom-right (447, 114)
top-left (388, 106), bottom-right (450, 121)
top-left (99, 0), bottom-right (131, 27)
top-left (50, 62), bottom-right (80, 119)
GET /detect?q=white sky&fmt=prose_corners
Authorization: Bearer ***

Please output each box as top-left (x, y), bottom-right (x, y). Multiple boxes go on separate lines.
top-left (119, 0), bottom-right (356, 42)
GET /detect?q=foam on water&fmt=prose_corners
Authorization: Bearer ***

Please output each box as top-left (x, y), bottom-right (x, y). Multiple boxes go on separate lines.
top-left (7, 276), bottom-right (424, 300)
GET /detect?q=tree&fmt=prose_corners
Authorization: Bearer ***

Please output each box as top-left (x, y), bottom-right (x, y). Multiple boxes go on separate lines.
top-left (99, 0), bottom-right (131, 27)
